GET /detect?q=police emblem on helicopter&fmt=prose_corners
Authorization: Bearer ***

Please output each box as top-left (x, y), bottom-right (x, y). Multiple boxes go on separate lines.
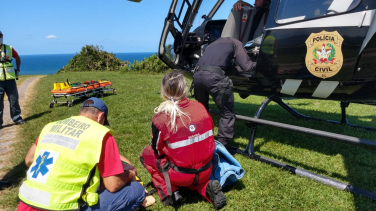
top-left (305, 31), bottom-right (344, 79)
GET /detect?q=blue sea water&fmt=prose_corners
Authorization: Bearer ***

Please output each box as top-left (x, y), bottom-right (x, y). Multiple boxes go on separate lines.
top-left (15, 52), bottom-right (156, 75)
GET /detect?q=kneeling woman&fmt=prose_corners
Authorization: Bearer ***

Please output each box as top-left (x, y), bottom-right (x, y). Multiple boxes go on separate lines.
top-left (140, 70), bottom-right (227, 210)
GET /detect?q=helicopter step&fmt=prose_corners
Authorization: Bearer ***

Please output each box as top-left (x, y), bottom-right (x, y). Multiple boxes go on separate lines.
top-left (210, 94), bottom-right (376, 201)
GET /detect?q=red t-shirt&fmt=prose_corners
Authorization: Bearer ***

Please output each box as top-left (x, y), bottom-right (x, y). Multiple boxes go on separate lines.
top-left (12, 48), bottom-right (19, 58)
top-left (17, 133), bottom-right (124, 211)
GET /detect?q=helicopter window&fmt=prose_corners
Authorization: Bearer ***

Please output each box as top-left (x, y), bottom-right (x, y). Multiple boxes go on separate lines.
top-left (276, 0), bottom-right (362, 24)
top-left (203, 20), bottom-right (227, 44)
top-left (173, 0), bottom-right (194, 30)
top-left (164, 32), bottom-right (176, 62)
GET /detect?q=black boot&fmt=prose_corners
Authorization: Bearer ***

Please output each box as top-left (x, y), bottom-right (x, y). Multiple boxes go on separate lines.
top-left (217, 138), bottom-right (230, 146)
top-left (161, 196), bottom-right (173, 206)
top-left (224, 145), bottom-right (237, 155)
top-left (206, 180), bottom-right (226, 210)
top-left (161, 191), bottom-right (183, 206)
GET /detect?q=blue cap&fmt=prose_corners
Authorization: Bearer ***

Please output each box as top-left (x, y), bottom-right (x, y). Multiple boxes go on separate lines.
top-left (81, 97), bottom-right (109, 126)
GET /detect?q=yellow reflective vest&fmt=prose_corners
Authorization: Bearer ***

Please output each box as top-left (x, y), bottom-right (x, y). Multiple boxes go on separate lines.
top-left (19, 116), bottom-right (112, 210)
top-left (0, 44), bottom-right (16, 81)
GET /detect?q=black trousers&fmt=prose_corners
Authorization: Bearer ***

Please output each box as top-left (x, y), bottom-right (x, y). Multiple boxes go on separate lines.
top-left (193, 70), bottom-right (235, 145)
top-left (0, 79), bottom-right (22, 126)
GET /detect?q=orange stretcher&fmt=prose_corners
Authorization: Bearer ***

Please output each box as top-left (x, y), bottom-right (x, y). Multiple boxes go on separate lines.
top-left (49, 79), bottom-right (116, 108)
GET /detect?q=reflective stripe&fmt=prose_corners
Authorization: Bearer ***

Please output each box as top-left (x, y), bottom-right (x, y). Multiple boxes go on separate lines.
top-left (167, 130), bottom-right (213, 149)
top-left (19, 183), bottom-right (50, 206)
top-left (280, 80), bottom-right (339, 98)
top-left (281, 79), bottom-right (302, 96)
top-left (268, 10), bottom-right (375, 30)
top-left (5, 67), bottom-right (14, 72)
top-left (41, 134), bottom-right (80, 150)
top-left (312, 81), bottom-right (339, 98)
top-left (156, 131), bottom-right (161, 155)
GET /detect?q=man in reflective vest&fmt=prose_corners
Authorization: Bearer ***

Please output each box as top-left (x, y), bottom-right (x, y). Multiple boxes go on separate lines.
top-left (0, 30), bottom-right (25, 130)
top-left (18, 97), bottom-right (145, 211)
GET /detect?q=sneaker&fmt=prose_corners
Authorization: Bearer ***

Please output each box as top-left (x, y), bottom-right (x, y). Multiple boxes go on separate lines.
top-left (206, 180), bottom-right (226, 210)
top-left (15, 119), bottom-right (26, 125)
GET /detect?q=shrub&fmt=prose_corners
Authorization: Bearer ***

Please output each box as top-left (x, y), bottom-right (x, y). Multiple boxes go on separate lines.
top-left (58, 45), bottom-right (127, 73)
top-left (120, 53), bottom-right (170, 74)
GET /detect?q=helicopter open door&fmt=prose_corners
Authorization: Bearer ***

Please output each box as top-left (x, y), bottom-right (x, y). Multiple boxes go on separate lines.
top-left (158, 0), bottom-right (203, 70)
top-left (158, 0), bottom-right (226, 72)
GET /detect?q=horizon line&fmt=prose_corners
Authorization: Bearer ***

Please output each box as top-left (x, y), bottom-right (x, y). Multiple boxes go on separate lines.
top-left (19, 52), bottom-right (157, 56)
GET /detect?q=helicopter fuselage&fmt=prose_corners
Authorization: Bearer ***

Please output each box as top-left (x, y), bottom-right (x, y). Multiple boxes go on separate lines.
top-left (173, 0), bottom-right (376, 102)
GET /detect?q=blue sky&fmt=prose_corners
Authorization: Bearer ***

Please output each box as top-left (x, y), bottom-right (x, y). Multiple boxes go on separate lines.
top-left (3, 0), bottom-right (255, 55)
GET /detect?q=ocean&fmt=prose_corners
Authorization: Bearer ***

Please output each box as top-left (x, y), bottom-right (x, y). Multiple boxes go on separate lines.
top-left (15, 52), bottom-right (156, 75)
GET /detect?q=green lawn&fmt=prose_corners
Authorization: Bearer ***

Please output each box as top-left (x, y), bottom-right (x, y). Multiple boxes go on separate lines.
top-left (1, 72), bottom-right (375, 210)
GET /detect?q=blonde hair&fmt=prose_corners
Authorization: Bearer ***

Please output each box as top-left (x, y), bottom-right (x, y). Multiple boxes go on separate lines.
top-left (154, 70), bottom-right (190, 132)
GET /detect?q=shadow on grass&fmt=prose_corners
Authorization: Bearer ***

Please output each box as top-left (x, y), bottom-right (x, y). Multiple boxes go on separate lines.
top-left (137, 181), bottom-right (244, 210)
top-left (24, 111), bottom-right (52, 122)
top-left (49, 92), bottom-right (115, 108)
top-left (1, 111), bottom-right (52, 127)
top-left (0, 161), bottom-right (28, 190)
top-left (208, 97), bottom-right (376, 210)
top-left (1, 123), bottom-right (16, 128)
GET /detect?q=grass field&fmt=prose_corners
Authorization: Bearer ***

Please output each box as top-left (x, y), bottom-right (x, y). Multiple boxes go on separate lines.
top-left (1, 72), bottom-right (375, 210)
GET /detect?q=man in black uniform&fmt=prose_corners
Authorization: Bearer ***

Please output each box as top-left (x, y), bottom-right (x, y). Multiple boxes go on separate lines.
top-left (193, 37), bottom-right (256, 146)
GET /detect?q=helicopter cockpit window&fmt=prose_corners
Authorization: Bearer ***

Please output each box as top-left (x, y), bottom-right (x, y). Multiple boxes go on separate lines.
top-left (165, 32), bottom-right (176, 62)
top-left (276, 0), bottom-right (362, 24)
top-left (174, 0), bottom-right (193, 30)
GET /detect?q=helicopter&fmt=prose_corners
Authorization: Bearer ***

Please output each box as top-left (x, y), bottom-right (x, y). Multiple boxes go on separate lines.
top-left (158, 0), bottom-right (376, 102)
top-left (134, 0), bottom-right (376, 201)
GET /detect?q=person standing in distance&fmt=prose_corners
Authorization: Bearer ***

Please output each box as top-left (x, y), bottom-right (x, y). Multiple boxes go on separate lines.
top-left (193, 37), bottom-right (256, 147)
top-left (0, 30), bottom-right (25, 130)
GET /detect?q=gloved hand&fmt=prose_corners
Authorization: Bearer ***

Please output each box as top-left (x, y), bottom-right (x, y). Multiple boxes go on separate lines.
top-left (15, 69), bottom-right (20, 80)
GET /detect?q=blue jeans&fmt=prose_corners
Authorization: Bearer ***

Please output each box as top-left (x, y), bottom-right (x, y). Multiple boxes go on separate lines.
top-left (81, 182), bottom-right (145, 211)
top-left (0, 79), bottom-right (22, 126)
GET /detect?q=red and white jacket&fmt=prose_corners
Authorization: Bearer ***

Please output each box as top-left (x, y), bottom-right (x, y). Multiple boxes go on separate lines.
top-left (151, 98), bottom-right (215, 169)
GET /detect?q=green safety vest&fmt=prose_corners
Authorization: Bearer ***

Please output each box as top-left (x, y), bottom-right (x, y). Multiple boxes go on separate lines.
top-left (0, 44), bottom-right (16, 81)
top-left (262, 36), bottom-right (276, 55)
top-left (19, 116), bottom-right (112, 210)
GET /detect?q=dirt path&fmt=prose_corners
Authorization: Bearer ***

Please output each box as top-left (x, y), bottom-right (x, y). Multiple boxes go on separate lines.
top-left (0, 76), bottom-right (45, 176)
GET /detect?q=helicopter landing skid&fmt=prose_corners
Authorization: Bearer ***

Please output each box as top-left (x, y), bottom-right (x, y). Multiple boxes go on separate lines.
top-left (209, 94), bottom-right (376, 201)
top-left (273, 97), bottom-right (376, 132)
